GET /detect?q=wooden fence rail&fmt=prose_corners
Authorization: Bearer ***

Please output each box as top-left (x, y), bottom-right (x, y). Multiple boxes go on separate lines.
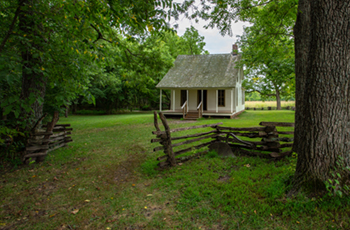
top-left (151, 111), bottom-right (294, 168)
top-left (23, 124), bottom-right (73, 163)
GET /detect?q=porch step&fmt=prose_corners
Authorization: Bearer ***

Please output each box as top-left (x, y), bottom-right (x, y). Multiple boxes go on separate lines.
top-left (185, 112), bottom-right (200, 120)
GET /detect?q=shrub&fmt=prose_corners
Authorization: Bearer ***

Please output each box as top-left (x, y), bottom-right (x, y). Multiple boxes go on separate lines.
top-left (75, 109), bottom-right (106, 115)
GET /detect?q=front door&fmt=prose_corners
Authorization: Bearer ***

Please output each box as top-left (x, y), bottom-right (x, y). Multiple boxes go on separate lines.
top-left (197, 90), bottom-right (207, 111)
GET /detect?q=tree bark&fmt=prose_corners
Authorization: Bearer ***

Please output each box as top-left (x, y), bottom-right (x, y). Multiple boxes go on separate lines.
top-left (291, 0), bottom-right (350, 195)
top-left (19, 0), bottom-right (47, 130)
top-left (65, 105), bottom-right (69, 118)
top-left (276, 89), bottom-right (281, 110)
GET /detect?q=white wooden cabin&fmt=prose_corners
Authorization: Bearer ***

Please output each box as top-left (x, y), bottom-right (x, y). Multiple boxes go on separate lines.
top-left (156, 52), bottom-right (245, 119)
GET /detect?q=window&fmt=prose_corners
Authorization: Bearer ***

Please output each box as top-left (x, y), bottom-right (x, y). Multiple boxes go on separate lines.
top-left (181, 90), bottom-right (187, 106)
top-left (218, 90), bottom-right (225, 106)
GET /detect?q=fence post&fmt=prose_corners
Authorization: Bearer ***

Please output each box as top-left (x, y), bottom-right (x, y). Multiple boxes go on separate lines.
top-left (156, 112), bottom-right (176, 166)
top-left (262, 126), bottom-right (280, 152)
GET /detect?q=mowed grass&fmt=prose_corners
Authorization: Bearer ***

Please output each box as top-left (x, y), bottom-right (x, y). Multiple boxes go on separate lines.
top-left (1, 110), bottom-right (350, 229)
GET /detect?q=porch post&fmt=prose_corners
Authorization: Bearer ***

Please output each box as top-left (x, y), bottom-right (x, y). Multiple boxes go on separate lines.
top-left (216, 90), bottom-right (218, 113)
top-left (201, 90), bottom-right (204, 113)
top-left (160, 89), bottom-right (162, 112)
top-left (186, 90), bottom-right (189, 112)
top-left (231, 88), bottom-right (233, 113)
top-left (172, 90), bottom-right (175, 111)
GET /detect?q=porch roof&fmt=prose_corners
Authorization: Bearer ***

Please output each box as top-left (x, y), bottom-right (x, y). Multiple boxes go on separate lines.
top-left (156, 54), bottom-right (240, 89)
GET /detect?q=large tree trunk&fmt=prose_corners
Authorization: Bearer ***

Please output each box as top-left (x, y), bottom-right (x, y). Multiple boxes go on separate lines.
top-left (291, 0), bottom-right (350, 194)
top-left (19, 0), bottom-right (47, 130)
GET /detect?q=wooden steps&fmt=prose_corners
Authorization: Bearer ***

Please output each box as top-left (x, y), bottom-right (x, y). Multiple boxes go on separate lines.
top-left (185, 112), bottom-right (199, 120)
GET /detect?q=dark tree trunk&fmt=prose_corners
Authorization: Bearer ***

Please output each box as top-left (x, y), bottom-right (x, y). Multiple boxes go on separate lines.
top-left (276, 89), bottom-right (281, 110)
top-left (65, 105), bottom-right (69, 118)
top-left (291, 0), bottom-right (350, 194)
top-left (19, 0), bottom-right (47, 130)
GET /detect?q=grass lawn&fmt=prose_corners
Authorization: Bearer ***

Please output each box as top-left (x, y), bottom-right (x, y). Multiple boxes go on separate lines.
top-left (1, 110), bottom-right (349, 229)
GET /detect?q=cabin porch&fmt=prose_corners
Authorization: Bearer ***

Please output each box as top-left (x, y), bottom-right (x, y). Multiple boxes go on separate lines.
top-left (161, 109), bottom-right (239, 119)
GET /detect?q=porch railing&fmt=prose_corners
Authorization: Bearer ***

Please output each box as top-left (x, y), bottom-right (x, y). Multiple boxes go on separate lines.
top-left (197, 101), bottom-right (203, 118)
top-left (181, 101), bottom-right (187, 119)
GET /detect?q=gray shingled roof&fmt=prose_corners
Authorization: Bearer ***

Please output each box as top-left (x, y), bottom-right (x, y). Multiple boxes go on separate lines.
top-left (156, 53), bottom-right (240, 89)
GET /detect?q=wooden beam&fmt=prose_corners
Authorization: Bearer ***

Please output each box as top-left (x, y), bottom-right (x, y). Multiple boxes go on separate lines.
top-left (151, 130), bottom-right (217, 143)
top-left (26, 145), bottom-right (49, 151)
top-left (153, 145), bottom-right (164, 152)
top-left (186, 90), bottom-right (189, 112)
top-left (259, 122), bottom-right (295, 127)
top-left (171, 133), bottom-right (218, 148)
top-left (42, 124), bottom-right (71, 127)
top-left (224, 133), bottom-right (255, 147)
top-left (52, 127), bottom-right (73, 132)
top-left (172, 90), bottom-right (175, 111)
top-left (31, 132), bottom-right (53, 136)
top-left (216, 90), bottom-right (218, 113)
top-left (277, 131), bottom-right (294, 135)
top-left (157, 140), bottom-right (215, 161)
top-left (152, 122), bottom-right (223, 135)
top-left (49, 136), bottom-right (66, 143)
top-left (47, 142), bottom-right (66, 153)
top-left (159, 112), bottom-right (176, 166)
top-left (201, 90), bottom-right (203, 113)
top-left (218, 131), bottom-right (269, 138)
top-left (217, 136), bottom-right (265, 145)
top-left (216, 126), bottom-right (266, 131)
top-left (231, 88), bottom-right (233, 113)
top-left (154, 133), bottom-right (217, 152)
top-left (153, 111), bottom-right (161, 132)
top-left (50, 131), bottom-right (66, 138)
top-left (160, 89), bottom-right (162, 112)
top-left (261, 137), bottom-right (294, 142)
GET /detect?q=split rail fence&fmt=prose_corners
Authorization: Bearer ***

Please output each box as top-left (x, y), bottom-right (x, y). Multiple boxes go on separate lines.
top-left (151, 111), bottom-right (294, 167)
top-left (23, 124), bottom-right (73, 163)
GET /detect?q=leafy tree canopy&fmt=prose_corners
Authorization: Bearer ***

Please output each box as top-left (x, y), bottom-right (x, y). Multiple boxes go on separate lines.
top-left (175, 0), bottom-right (297, 108)
top-left (0, 0), bottom-right (179, 130)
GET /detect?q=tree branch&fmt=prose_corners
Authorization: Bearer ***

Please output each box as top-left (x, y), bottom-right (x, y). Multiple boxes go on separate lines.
top-left (0, 0), bottom-right (25, 54)
top-left (90, 24), bottom-right (113, 44)
top-left (246, 89), bottom-right (276, 97)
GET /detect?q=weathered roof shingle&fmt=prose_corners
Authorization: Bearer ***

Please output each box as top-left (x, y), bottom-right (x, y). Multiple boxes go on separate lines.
top-left (156, 53), bottom-right (240, 89)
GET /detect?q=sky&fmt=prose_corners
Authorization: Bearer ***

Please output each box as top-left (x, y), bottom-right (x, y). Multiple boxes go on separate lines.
top-left (171, 12), bottom-right (251, 54)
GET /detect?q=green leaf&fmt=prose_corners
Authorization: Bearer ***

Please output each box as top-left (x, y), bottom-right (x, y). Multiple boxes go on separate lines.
top-left (336, 190), bottom-right (343, 197)
top-left (13, 110), bottom-right (19, 118)
top-left (3, 105), bottom-right (13, 115)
